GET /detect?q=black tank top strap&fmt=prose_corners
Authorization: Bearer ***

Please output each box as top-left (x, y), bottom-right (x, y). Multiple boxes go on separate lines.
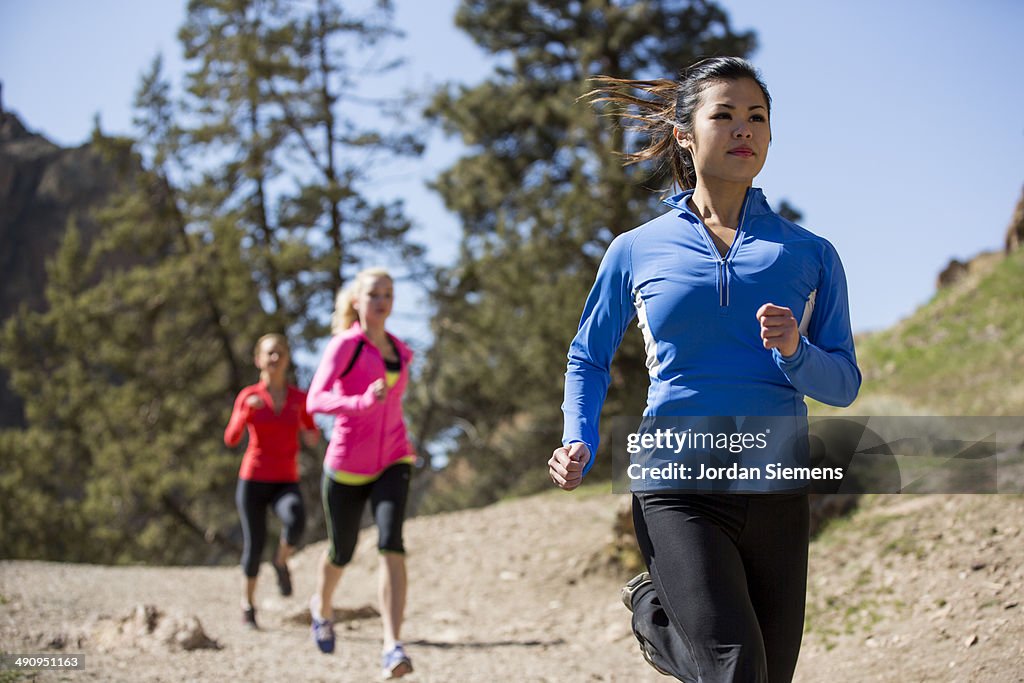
top-left (384, 336), bottom-right (402, 371)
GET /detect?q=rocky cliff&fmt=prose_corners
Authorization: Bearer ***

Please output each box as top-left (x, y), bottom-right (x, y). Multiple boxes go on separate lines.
top-left (0, 95), bottom-right (134, 427)
top-left (936, 184), bottom-right (1023, 290)
top-left (1005, 184), bottom-right (1024, 254)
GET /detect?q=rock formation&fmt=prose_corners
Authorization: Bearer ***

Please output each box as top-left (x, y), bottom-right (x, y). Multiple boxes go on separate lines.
top-left (0, 95), bottom-right (135, 427)
top-left (1005, 184), bottom-right (1023, 254)
top-left (936, 183), bottom-right (1023, 291)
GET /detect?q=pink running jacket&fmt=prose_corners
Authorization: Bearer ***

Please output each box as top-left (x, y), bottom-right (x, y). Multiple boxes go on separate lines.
top-left (306, 322), bottom-right (415, 477)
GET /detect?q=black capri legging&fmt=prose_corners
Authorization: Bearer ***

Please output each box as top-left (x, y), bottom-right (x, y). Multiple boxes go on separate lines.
top-left (631, 492), bottom-right (809, 683)
top-left (322, 463), bottom-right (411, 567)
top-left (235, 479), bottom-right (306, 578)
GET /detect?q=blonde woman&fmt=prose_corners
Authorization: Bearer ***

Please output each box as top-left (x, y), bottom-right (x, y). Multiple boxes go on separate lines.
top-left (224, 334), bottom-right (320, 629)
top-left (306, 268), bottom-right (416, 679)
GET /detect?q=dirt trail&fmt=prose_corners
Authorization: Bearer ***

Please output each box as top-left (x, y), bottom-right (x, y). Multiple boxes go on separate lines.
top-left (1, 491), bottom-right (1022, 682)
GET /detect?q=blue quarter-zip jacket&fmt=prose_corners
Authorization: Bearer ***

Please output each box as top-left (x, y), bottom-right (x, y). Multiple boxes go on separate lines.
top-left (561, 187), bottom-right (861, 473)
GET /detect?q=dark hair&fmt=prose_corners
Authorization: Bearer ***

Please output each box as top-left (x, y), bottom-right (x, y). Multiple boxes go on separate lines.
top-left (585, 57), bottom-right (771, 190)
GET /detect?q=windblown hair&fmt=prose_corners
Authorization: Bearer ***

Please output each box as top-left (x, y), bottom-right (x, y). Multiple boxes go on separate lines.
top-left (331, 267), bottom-right (393, 335)
top-left (584, 56), bottom-right (771, 190)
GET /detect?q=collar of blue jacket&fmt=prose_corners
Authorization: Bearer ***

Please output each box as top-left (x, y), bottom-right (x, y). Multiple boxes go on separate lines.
top-left (661, 186), bottom-right (774, 222)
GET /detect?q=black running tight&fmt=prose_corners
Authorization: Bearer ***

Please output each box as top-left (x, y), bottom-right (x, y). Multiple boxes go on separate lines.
top-left (631, 492), bottom-right (809, 683)
top-left (235, 479), bottom-right (305, 578)
top-left (321, 463), bottom-right (411, 567)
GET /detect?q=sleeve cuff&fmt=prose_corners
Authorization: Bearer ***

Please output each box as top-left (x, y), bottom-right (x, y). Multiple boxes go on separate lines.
top-left (562, 438), bottom-right (596, 475)
top-left (562, 437), bottom-right (594, 451)
top-left (773, 336), bottom-right (808, 367)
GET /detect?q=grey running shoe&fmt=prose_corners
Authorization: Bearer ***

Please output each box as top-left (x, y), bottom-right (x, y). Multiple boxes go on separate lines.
top-left (634, 632), bottom-right (673, 677)
top-left (620, 571), bottom-right (651, 612)
top-left (621, 573), bottom-right (672, 676)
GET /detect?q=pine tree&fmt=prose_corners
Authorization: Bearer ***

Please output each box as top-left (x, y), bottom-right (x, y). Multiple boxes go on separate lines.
top-left (273, 0), bottom-right (426, 307)
top-left (179, 0), bottom-right (425, 342)
top-left (0, 3), bottom-right (425, 561)
top-left (178, 0), bottom-right (300, 332)
top-left (0, 127), bottom-right (260, 563)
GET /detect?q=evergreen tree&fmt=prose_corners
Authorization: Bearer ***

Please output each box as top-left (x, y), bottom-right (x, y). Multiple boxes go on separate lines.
top-left (419, 0), bottom-right (757, 510)
top-left (0, 2), bottom-right (425, 562)
top-left (180, 0), bottom-right (425, 342)
top-left (273, 0), bottom-right (426, 309)
top-left (178, 0), bottom-right (303, 332)
top-left (134, 55), bottom-right (250, 392)
top-left (0, 128), bottom-right (259, 563)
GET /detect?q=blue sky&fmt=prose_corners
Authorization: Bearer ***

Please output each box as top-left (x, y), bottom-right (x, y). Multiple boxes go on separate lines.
top-left (2, 0), bottom-right (1023, 347)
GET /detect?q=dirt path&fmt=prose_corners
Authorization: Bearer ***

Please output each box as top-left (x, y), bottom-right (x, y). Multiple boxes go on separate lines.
top-left (2, 490), bottom-right (1022, 682)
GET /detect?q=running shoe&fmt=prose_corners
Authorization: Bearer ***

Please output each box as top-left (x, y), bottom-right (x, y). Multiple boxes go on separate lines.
top-left (242, 605), bottom-right (258, 630)
top-left (620, 571), bottom-right (651, 612)
top-left (272, 560), bottom-right (293, 597)
top-left (620, 573), bottom-right (672, 676)
top-left (381, 643), bottom-right (413, 679)
top-left (310, 597), bottom-right (335, 653)
top-left (634, 632), bottom-right (672, 677)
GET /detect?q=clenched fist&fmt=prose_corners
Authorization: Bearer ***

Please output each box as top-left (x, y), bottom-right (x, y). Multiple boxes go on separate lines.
top-left (756, 303), bottom-right (800, 358)
top-left (548, 442), bottom-right (592, 491)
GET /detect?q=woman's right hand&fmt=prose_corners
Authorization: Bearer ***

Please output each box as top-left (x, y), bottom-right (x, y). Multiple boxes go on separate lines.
top-left (244, 395), bottom-right (265, 410)
top-left (548, 442), bottom-right (591, 491)
top-left (368, 378), bottom-right (388, 403)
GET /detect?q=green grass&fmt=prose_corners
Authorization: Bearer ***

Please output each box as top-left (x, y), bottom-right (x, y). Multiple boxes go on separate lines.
top-left (528, 477), bottom-right (614, 501)
top-left (882, 535), bottom-right (927, 560)
top-left (812, 500), bottom-right (896, 547)
top-left (0, 653), bottom-right (23, 683)
top-left (851, 249), bottom-right (1024, 415)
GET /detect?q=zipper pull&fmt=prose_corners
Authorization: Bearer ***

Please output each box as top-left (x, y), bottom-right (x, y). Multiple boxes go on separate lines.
top-left (720, 261), bottom-right (729, 307)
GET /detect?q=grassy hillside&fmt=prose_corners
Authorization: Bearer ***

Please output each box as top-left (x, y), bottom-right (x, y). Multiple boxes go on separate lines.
top-left (836, 248), bottom-right (1024, 416)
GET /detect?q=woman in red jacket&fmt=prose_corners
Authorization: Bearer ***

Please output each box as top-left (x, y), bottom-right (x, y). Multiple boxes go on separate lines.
top-left (224, 333), bottom-right (320, 629)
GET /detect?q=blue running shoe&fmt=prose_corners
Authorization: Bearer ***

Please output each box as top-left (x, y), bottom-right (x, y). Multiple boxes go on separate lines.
top-left (311, 616), bottom-right (335, 653)
top-left (381, 643), bottom-right (413, 679)
top-left (310, 596), bottom-right (335, 653)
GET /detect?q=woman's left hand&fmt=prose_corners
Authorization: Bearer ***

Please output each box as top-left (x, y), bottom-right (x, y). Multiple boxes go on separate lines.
top-left (756, 303), bottom-right (800, 357)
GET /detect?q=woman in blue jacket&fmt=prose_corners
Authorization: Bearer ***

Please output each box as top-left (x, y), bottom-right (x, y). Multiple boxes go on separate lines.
top-left (550, 57), bottom-right (861, 682)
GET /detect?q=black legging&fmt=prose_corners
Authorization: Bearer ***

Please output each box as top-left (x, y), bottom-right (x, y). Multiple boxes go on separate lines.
top-left (631, 492), bottom-right (809, 683)
top-left (322, 463), bottom-right (411, 567)
top-left (235, 480), bottom-right (306, 578)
